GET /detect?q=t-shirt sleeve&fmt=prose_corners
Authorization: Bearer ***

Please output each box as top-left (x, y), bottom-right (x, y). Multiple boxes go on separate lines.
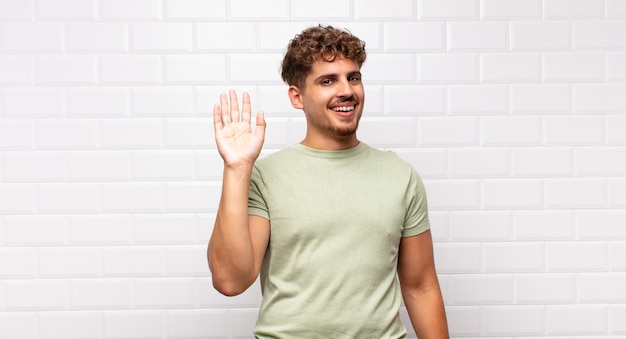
top-left (402, 168), bottom-right (430, 237)
top-left (248, 165), bottom-right (270, 220)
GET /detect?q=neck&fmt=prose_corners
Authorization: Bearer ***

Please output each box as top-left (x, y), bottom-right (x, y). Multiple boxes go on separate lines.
top-left (300, 135), bottom-right (360, 151)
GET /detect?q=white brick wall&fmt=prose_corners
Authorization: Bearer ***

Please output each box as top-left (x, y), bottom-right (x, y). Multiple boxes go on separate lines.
top-left (1, 1), bottom-right (625, 338)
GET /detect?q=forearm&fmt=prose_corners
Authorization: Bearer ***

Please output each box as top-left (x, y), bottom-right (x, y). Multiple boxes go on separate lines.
top-left (208, 166), bottom-right (256, 295)
top-left (403, 285), bottom-right (449, 339)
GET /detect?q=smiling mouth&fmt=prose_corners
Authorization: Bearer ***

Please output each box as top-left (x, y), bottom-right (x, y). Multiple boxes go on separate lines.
top-left (331, 105), bottom-right (356, 112)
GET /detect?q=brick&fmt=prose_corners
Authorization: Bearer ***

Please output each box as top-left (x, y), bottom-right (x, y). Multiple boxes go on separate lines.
top-left (196, 150), bottom-right (224, 180)
top-left (482, 0), bottom-right (541, 19)
top-left (0, 248), bottom-right (36, 277)
top-left (425, 180), bottom-right (480, 210)
top-left (68, 215), bottom-right (132, 245)
top-left (0, 312), bottom-right (36, 339)
top-left (358, 117), bottom-right (416, 147)
top-left (291, 0), bottom-right (350, 19)
top-left (196, 22), bottom-right (257, 51)
top-left (134, 278), bottom-right (196, 308)
top-left (70, 279), bottom-right (132, 309)
top-left (449, 211), bottom-right (511, 241)
top-left (480, 53), bottom-right (541, 82)
top-left (132, 150), bottom-right (194, 180)
top-left (229, 0), bottom-right (289, 19)
top-left (484, 306), bottom-right (544, 336)
top-left (419, 0), bottom-right (478, 19)
top-left (35, 0), bottom-right (95, 20)
top-left (167, 310), bottom-right (228, 338)
top-left (67, 151), bottom-right (130, 181)
top-left (448, 148), bottom-right (509, 178)
top-left (608, 0), bottom-right (626, 18)
top-left (38, 247), bottom-right (100, 278)
top-left (165, 0), bottom-right (226, 19)
top-left (607, 53), bottom-right (626, 81)
top-left (167, 246), bottom-right (208, 276)
top-left (450, 275), bottom-right (512, 305)
top-left (544, 116), bottom-right (605, 145)
top-left (574, 21), bottom-right (626, 50)
top-left (4, 280), bottom-right (67, 310)
top-left (481, 117), bottom-right (542, 146)
top-left (543, 52), bottom-right (605, 82)
top-left (447, 22), bottom-right (508, 51)
top-left (394, 149), bottom-right (447, 179)
top-left (66, 23), bottom-right (127, 52)
top-left (131, 87), bottom-right (193, 116)
top-left (579, 273), bottom-right (626, 303)
top-left (445, 306), bottom-right (482, 337)
top-left (0, 24), bottom-right (62, 52)
top-left (610, 305), bottom-right (626, 333)
top-left (419, 54), bottom-right (478, 83)
top-left (510, 84), bottom-right (571, 114)
top-left (3, 87), bottom-right (64, 117)
top-left (576, 147), bottom-right (626, 176)
top-left (610, 241), bottom-right (626, 270)
top-left (0, 0), bottom-right (32, 20)
top-left (0, 120), bottom-right (34, 150)
top-left (3, 151), bottom-right (64, 182)
top-left (418, 117), bottom-right (480, 147)
top-left (546, 242), bottom-right (607, 272)
top-left (0, 56), bottom-right (32, 85)
top-left (483, 179), bottom-right (544, 209)
top-left (0, 184), bottom-right (35, 214)
top-left (511, 21), bottom-right (571, 51)
top-left (434, 243), bottom-right (482, 273)
top-left (102, 247), bottom-right (163, 276)
top-left (101, 0), bottom-right (161, 19)
top-left (448, 85), bottom-right (508, 114)
top-left (609, 178), bottom-right (626, 208)
top-left (100, 118), bottom-right (163, 149)
top-left (103, 310), bottom-right (164, 338)
top-left (574, 84), bottom-right (626, 114)
top-left (385, 22), bottom-right (445, 51)
top-left (514, 209), bottom-right (575, 242)
top-left (515, 274), bottom-right (576, 304)
top-left (101, 183), bottom-right (163, 212)
top-left (578, 210), bottom-right (626, 240)
top-left (484, 242), bottom-right (544, 272)
top-left (165, 55), bottom-right (226, 83)
top-left (100, 55), bottom-right (161, 84)
top-left (362, 53), bottom-right (416, 83)
top-left (545, 179), bottom-right (606, 209)
top-left (37, 183), bottom-right (99, 213)
top-left (165, 118), bottom-right (213, 147)
top-left (428, 211), bottom-right (449, 242)
top-left (4, 215), bottom-right (65, 245)
top-left (36, 119), bottom-right (99, 150)
top-left (227, 53), bottom-right (298, 83)
top-left (544, 0), bottom-right (605, 19)
top-left (39, 311), bottom-right (100, 339)
top-left (67, 87), bottom-right (129, 117)
top-left (547, 305), bottom-right (607, 335)
top-left (512, 147), bottom-right (573, 177)
top-left (131, 23), bottom-right (192, 51)
top-left (166, 182), bottom-right (221, 212)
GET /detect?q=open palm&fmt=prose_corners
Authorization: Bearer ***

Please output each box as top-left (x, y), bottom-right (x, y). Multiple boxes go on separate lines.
top-left (213, 90), bottom-right (266, 168)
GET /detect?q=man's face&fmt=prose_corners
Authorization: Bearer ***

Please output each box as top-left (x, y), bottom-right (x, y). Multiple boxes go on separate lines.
top-left (293, 57), bottom-right (365, 142)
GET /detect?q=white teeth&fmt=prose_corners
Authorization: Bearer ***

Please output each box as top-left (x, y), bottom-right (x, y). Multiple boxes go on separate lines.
top-left (333, 106), bottom-right (354, 112)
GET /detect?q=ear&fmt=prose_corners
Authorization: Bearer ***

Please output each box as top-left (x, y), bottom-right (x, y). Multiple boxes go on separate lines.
top-left (288, 85), bottom-right (304, 109)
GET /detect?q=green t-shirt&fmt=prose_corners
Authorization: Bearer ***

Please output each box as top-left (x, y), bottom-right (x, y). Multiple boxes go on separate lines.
top-left (248, 142), bottom-right (430, 338)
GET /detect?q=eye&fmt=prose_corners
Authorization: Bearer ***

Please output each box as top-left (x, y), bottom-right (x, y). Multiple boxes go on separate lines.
top-left (348, 75), bottom-right (361, 82)
top-left (321, 79), bottom-right (333, 85)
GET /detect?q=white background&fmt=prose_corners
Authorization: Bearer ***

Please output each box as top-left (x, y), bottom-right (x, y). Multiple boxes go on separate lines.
top-left (1, 0), bottom-right (626, 338)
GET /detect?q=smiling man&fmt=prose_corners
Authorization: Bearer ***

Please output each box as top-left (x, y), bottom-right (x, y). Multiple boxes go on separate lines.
top-left (208, 25), bottom-right (449, 338)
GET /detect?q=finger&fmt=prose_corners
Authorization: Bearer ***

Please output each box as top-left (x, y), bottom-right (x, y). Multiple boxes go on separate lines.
top-left (241, 92), bottom-right (252, 124)
top-left (219, 93), bottom-right (231, 124)
top-left (254, 111), bottom-right (266, 141)
top-left (229, 89), bottom-right (240, 122)
top-left (213, 103), bottom-right (223, 130)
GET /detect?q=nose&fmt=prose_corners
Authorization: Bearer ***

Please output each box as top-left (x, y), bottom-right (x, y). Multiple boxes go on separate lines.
top-left (336, 78), bottom-right (354, 98)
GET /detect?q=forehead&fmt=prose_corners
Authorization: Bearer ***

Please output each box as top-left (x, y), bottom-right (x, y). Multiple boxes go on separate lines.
top-left (307, 57), bottom-right (361, 79)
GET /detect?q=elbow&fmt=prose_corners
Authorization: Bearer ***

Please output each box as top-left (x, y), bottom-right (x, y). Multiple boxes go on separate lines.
top-left (212, 277), bottom-right (249, 297)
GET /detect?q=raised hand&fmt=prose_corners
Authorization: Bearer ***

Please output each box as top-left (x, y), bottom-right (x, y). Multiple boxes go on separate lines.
top-left (213, 90), bottom-right (266, 169)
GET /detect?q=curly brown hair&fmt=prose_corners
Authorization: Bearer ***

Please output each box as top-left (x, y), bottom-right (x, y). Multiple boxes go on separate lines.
top-left (281, 25), bottom-right (367, 89)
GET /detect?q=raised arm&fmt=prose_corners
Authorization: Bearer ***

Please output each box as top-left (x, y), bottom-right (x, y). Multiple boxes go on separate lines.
top-left (397, 230), bottom-right (449, 338)
top-left (208, 90), bottom-right (269, 296)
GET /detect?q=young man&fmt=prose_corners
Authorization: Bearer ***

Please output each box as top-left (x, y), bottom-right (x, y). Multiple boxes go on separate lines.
top-left (208, 25), bottom-right (449, 338)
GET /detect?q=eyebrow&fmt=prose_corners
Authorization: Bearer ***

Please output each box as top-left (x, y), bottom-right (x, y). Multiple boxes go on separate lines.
top-left (313, 70), bottom-right (362, 83)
